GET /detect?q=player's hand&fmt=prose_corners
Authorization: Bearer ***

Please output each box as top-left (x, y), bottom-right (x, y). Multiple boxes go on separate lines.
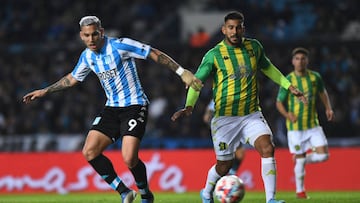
top-left (289, 85), bottom-right (308, 104)
top-left (171, 106), bottom-right (193, 121)
top-left (23, 89), bottom-right (47, 104)
top-left (287, 112), bottom-right (297, 123)
top-left (180, 69), bottom-right (203, 91)
top-left (326, 109), bottom-right (335, 121)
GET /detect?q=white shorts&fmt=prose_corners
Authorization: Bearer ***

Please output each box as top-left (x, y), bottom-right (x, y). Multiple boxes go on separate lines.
top-left (287, 126), bottom-right (328, 154)
top-left (211, 111), bottom-right (273, 161)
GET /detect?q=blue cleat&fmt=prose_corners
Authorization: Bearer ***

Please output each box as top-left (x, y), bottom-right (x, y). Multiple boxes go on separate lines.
top-left (141, 192), bottom-right (154, 203)
top-left (268, 199), bottom-right (286, 203)
top-left (200, 189), bottom-right (214, 203)
top-left (121, 190), bottom-right (137, 203)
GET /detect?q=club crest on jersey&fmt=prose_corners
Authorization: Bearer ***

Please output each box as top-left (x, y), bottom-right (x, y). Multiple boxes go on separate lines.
top-left (104, 55), bottom-right (112, 64)
top-left (248, 49), bottom-right (255, 57)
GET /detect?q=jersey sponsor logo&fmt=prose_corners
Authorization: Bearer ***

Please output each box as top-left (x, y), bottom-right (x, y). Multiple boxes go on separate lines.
top-left (97, 68), bottom-right (119, 80)
top-left (238, 65), bottom-right (252, 78)
top-left (230, 65), bottom-right (252, 80)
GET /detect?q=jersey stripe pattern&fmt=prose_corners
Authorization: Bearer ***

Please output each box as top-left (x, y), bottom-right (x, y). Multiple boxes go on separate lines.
top-left (71, 37), bottom-right (151, 107)
top-left (277, 70), bottom-right (325, 130)
top-left (195, 38), bottom-right (271, 117)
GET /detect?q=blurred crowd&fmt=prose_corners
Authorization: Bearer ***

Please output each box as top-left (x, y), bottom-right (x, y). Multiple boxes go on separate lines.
top-left (0, 0), bottom-right (359, 151)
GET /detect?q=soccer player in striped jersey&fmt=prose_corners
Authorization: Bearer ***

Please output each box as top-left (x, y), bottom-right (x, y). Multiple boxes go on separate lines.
top-left (23, 16), bottom-right (202, 203)
top-left (203, 100), bottom-right (245, 176)
top-left (171, 11), bottom-right (306, 203)
top-left (276, 47), bottom-right (334, 199)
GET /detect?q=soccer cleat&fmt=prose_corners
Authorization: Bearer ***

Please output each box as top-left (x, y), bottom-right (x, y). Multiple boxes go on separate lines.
top-left (267, 199), bottom-right (286, 203)
top-left (296, 191), bottom-right (310, 199)
top-left (141, 192), bottom-right (154, 203)
top-left (200, 189), bottom-right (214, 203)
top-left (121, 190), bottom-right (137, 203)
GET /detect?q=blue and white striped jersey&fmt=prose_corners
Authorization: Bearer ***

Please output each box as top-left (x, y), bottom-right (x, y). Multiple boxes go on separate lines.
top-left (71, 36), bottom-right (151, 107)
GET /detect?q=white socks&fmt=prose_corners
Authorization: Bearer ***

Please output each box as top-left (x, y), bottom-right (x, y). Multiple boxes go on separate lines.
top-left (294, 157), bottom-right (306, 192)
top-left (203, 165), bottom-right (221, 199)
top-left (261, 157), bottom-right (277, 202)
top-left (204, 157), bottom-right (282, 202)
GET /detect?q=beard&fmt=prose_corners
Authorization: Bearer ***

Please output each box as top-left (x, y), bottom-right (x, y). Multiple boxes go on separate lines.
top-left (226, 35), bottom-right (242, 46)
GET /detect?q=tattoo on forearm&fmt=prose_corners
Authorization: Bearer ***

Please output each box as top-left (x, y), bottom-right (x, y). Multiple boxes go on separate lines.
top-left (45, 77), bottom-right (71, 93)
top-left (158, 54), bottom-right (178, 71)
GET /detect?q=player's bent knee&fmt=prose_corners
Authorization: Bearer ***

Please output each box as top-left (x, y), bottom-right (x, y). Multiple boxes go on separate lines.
top-left (82, 147), bottom-right (100, 161)
top-left (254, 135), bottom-right (275, 157)
top-left (257, 143), bottom-right (275, 158)
top-left (216, 161), bottom-right (233, 176)
top-left (123, 157), bottom-right (138, 168)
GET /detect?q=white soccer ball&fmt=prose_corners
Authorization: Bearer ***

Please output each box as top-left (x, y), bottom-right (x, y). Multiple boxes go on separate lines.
top-left (214, 175), bottom-right (245, 203)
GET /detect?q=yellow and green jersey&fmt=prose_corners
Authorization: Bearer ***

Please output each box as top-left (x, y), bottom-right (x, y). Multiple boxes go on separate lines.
top-left (194, 38), bottom-right (274, 117)
top-left (277, 70), bottom-right (325, 130)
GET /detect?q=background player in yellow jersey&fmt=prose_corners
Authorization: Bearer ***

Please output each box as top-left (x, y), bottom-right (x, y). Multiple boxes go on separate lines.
top-left (172, 11), bottom-right (307, 203)
top-left (276, 47), bottom-right (335, 199)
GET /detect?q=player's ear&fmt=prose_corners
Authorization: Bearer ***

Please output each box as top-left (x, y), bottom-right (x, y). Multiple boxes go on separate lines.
top-left (79, 31), bottom-right (84, 40)
top-left (221, 25), bottom-right (226, 35)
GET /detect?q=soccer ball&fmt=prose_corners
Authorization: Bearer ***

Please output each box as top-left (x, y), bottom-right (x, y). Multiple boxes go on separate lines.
top-left (214, 175), bottom-right (245, 203)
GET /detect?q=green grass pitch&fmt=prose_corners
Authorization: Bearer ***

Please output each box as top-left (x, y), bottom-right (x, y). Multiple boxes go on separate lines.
top-left (0, 191), bottom-right (359, 203)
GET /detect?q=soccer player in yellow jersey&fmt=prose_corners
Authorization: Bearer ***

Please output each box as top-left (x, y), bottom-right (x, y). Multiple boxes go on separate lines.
top-left (203, 100), bottom-right (246, 176)
top-left (171, 11), bottom-right (307, 203)
top-left (276, 47), bottom-right (335, 199)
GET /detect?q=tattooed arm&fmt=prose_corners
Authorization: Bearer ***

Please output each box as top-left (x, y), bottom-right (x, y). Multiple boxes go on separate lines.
top-left (149, 48), bottom-right (180, 72)
top-left (23, 73), bottom-right (78, 104)
top-left (148, 48), bottom-right (203, 91)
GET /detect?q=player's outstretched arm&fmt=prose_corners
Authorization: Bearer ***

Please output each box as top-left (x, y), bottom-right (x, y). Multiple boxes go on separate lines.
top-left (171, 106), bottom-right (193, 121)
top-left (148, 48), bottom-right (203, 91)
top-left (23, 73), bottom-right (78, 104)
top-left (172, 86), bottom-right (200, 121)
top-left (288, 85), bottom-right (308, 104)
